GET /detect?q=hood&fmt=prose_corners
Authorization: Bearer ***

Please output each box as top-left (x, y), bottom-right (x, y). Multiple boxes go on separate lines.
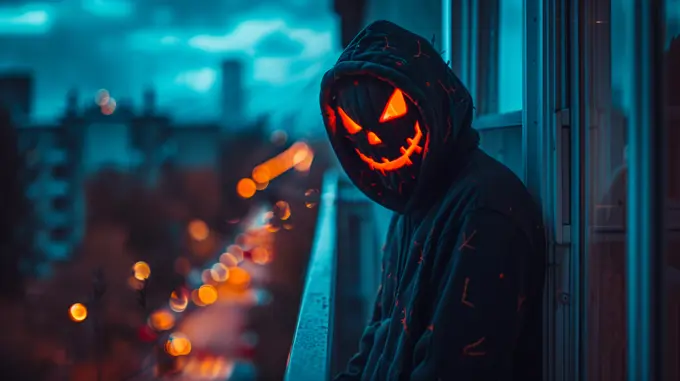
top-left (320, 20), bottom-right (479, 213)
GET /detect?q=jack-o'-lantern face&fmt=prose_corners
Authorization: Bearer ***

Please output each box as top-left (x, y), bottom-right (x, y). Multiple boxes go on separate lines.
top-left (329, 78), bottom-right (427, 180)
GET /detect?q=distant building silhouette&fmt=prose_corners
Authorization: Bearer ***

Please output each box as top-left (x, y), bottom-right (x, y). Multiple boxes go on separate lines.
top-left (0, 72), bottom-right (33, 126)
top-left (6, 72), bottom-right (249, 261)
top-left (221, 59), bottom-right (245, 129)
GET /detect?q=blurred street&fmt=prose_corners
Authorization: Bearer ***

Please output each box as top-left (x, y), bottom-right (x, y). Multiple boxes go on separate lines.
top-left (0, 1), bottom-right (337, 379)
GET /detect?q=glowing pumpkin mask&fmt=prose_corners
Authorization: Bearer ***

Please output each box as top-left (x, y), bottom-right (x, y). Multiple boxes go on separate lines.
top-left (330, 78), bottom-right (427, 179)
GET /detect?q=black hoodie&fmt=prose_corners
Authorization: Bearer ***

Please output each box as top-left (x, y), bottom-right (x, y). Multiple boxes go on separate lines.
top-left (320, 21), bottom-right (546, 381)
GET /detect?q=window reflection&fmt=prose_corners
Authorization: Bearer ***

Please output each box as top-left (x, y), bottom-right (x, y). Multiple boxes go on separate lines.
top-left (479, 127), bottom-right (522, 179)
top-left (586, 0), bottom-right (630, 379)
top-left (587, 1), bottom-right (680, 378)
top-left (497, 0), bottom-right (523, 113)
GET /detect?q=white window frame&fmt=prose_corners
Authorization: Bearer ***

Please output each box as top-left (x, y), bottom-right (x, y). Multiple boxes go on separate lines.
top-left (444, 0), bottom-right (573, 379)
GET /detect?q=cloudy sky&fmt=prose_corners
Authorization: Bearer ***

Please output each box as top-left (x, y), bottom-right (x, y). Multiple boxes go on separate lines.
top-left (0, 0), bottom-right (340, 136)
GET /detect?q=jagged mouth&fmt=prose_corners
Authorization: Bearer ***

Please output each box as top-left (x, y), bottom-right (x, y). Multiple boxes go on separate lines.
top-left (354, 121), bottom-right (423, 174)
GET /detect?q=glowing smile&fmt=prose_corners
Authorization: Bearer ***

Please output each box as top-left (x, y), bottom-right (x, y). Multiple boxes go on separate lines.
top-left (355, 121), bottom-right (424, 173)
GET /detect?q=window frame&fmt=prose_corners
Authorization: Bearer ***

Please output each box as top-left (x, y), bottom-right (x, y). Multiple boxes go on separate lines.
top-left (446, 0), bottom-right (500, 115)
top-left (472, 110), bottom-right (521, 130)
top-left (523, 1), bottom-right (576, 380)
top-left (445, 0), bottom-right (572, 379)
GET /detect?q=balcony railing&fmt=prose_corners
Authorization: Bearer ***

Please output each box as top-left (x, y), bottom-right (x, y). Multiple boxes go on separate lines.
top-left (285, 170), bottom-right (382, 381)
top-left (284, 170), bottom-right (339, 381)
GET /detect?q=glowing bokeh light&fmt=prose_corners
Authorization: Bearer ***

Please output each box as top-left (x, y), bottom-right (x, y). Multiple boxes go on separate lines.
top-left (236, 178), bottom-right (257, 199)
top-left (251, 247), bottom-right (271, 265)
top-left (198, 285), bottom-right (218, 305)
top-left (95, 89), bottom-right (110, 106)
top-left (149, 309), bottom-right (175, 331)
top-left (294, 149), bottom-right (314, 172)
top-left (133, 261), bottom-right (151, 281)
top-left (188, 219), bottom-right (209, 241)
top-left (166, 333), bottom-right (192, 356)
top-left (252, 166), bottom-right (271, 184)
top-left (292, 147), bottom-right (309, 166)
top-left (255, 180), bottom-right (269, 190)
top-left (273, 200), bottom-right (291, 220)
top-left (210, 263), bottom-right (230, 282)
top-left (226, 245), bottom-right (244, 263)
top-left (250, 142), bottom-right (311, 187)
top-left (226, 267), bottom-right (251, 289)
top-left (191, 289), bottom-right (206, 307)
top-left (169, 289), bottom-right (189, 312)
top-left (219, 252), bottom-right (239, 267)
top-left (183, 356), bottom-right (234, 378)
top-left (69, 303), bottom-right (87, 322)
top-left (201, 269), bottom-right (214, 284)
top-left (101, 98), bottom-right (117, 115)
top-left (266, 223), bottom-right (281, 233)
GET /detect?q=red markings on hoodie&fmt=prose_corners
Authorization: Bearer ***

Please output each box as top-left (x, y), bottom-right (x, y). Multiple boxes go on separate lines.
top-left (458, 230), bottom-right (477, 251)
top-left (413, 40), bottom-right (431, 59)
top-left (461, 277), bottom-right (475, 308)
top-left (462, 337), bottom-right (487, 356)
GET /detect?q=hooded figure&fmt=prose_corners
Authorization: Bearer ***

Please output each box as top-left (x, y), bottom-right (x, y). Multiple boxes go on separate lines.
top-left (320, 21), bottom-right (546, 381)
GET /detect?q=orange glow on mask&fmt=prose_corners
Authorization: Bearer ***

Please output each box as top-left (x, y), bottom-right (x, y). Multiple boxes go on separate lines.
top-left (355, 121), bottom-right (424, 173)
top-left (323, 104), bottom-right (336, 134)
top-left (379, 88), bottom-right (407, 122)
top-left (367, 131), bottom-right (382, 145)
top-left (330, 83), bottom-right (426, 176)
top-left (337, 106), bottom-right (363, 134)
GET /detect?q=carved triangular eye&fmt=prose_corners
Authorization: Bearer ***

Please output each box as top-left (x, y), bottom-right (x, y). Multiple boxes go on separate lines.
top-left (337, 106), bottom-right (362, 134)
top-left (379, 89), bottom-right (407, 122)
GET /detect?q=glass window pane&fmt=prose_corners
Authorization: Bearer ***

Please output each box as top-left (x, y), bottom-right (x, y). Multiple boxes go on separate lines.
top-left (586, 0), bottom-right (630, 378)
top-left (497, 0), bottom-right (523, 113)
top-left (479, 127), bottom-right (522, 179)
top-left (664, 1), bottom-right (680, 378)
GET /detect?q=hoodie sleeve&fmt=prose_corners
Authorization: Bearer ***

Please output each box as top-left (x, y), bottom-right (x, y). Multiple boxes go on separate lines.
top-left (334, 285), bottom-right (383, 381)
top-left (410, 210), bottom-right (530, 381)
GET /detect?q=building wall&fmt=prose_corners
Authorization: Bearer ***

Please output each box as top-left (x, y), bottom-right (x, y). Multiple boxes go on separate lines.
top-left (170, 127), bottom-right (221, 168)
top-left (363, 0), bottom-right (443, 52)
top-left (221, 60), bottom-right (245, 129)
top-left (82, 122), bottom-right (142, 173)
top-left (0, 72), bottom-right (33, 125)
top-left (17, 94), bottom-right (224, 262)
top-left (20, 127), bottom-right (72, 260)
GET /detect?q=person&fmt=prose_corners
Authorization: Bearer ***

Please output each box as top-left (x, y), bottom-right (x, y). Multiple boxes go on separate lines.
top-left (319, 20), bottom-right (546, 380)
